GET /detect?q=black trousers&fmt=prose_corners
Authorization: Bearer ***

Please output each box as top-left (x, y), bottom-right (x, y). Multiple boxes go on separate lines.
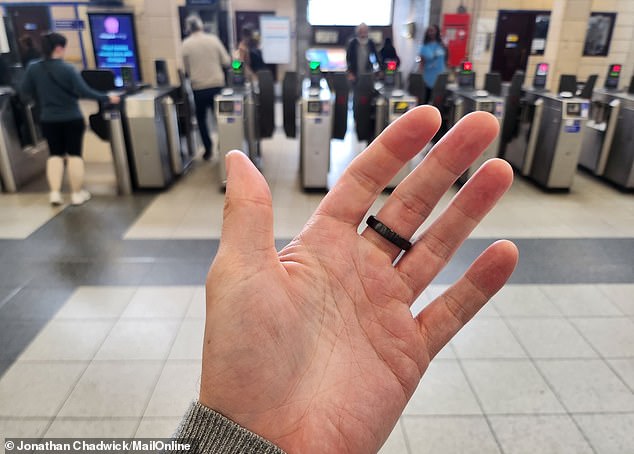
top-left (193, 87), bottom-right (222, 154)
top-left (41, 119), bottom-right (86, 156)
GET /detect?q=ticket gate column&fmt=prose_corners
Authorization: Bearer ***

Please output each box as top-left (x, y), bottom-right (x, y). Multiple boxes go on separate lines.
top-left (300, 77), bottom-right (334, 190)
top-left (578, 64), bottom-right (625, 181)
top-left (599, 91), bottom-right (634, 189)
top-left (282, 62), bottom-right (348, 191)
top-left (124, 88), bottom-right (176, 189)
top-left (0, 87), bottom-right (48, 193)
top-left (503, 63), bottom-right (550, 175)
top-left (528, 94), bottom-right (589, 189)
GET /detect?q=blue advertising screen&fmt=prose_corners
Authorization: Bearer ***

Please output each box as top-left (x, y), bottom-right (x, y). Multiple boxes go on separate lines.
top-left (88, 13), bottom-right (141, 87)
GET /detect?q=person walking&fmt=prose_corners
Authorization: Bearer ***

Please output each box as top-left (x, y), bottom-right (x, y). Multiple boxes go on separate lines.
top-left (380, 37), bottom-right (400, 70)
top-left (20, 32), bottom-right (119, 206)
top-left (346, 23), bottom-right (380, 83)
top-left (235, 25), bottom-right (266, 81)
top-left (418, 25), bottom-right (447, 103)
top-left (182, 14), bottom-right (230, 161)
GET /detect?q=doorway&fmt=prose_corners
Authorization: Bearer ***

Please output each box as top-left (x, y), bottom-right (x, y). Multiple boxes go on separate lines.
top-left (491, 10), bottom-right (550, 81)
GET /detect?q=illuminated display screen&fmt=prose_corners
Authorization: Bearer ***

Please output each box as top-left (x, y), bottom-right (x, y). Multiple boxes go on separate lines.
top-left (386, 60), bottom-right (397, 72)
top-left (308, 0), bottom-right (392, 26)
top-left (566, 103), bottom-right (581, 116)
top-left (218, 101), bottom-right (235, 114)
top-left (609, 64), bottom-right (621, 77)
top-left (392, 101), bottom-right (410, 114)
top-left (88, 13), bottom-right (142, 87)
top-left (536, 63), bottom-right (549, 76)
top-left (307, 101), bottom-right (322, 113)
top-left (462, 61), bottom-right (473, 73)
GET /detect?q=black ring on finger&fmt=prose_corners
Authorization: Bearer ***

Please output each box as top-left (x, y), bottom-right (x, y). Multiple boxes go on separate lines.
top-left (366, 215), bottom-right (412, 251)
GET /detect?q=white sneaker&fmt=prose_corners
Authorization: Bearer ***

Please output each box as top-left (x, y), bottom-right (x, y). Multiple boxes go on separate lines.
top-left (71, 190), bottom-right (91, 206)
top-left (49, 191), bottom-right (63, 206)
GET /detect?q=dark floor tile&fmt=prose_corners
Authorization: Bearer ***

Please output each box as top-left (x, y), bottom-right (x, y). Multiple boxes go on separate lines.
top-left (158, 240), bottom-right (218, 260)
top-left (0, 287), bottom-right (73, 321)
top-left (141, 261), bottom-right (210, 285)
top-left (0, 320), bottom-right (48, 361)
top-left (0, 261), bottom-right (39, 287)
top-left (0, 287), bottom-right (19, 307)
top-left (30, 261), bottom-right (152, 288)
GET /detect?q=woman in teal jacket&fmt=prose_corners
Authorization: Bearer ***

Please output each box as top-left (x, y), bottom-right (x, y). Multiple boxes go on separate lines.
top-left (21, 32), bottom-right (119, 206)
top-left (418, 25), bottom-right (447, 103)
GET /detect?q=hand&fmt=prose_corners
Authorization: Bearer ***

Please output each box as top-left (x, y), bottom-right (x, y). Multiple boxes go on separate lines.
top-left (108, 94), bottom-right (121, 104)
top-left (200, 106), bottom-right (519, 453)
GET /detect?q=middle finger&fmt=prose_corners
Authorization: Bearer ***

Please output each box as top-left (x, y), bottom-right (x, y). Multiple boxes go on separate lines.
top-left (361, 111), bottom-right (500, 261)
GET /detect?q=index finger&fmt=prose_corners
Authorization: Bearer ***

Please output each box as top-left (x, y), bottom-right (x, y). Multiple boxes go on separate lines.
top-left (314, 105), bottom-right (441, 226)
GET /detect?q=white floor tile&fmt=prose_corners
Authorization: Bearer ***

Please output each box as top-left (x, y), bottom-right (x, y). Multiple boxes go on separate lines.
top-left (570, 318), bottom-right (634, 358)
top-left (185, 287), bottom-right (206, 319)
top-left (121, 287), bottom-right (196, 319)
top-left (0, 362), bottom-right (87, 417)
top-left (491, 286), bottom-right (562, 317)
top-left (536, 359), bottom-right (634, 413)
top-left (378, 420), bottom-right (408, 454)
top-left (58, 361), bottom-right (163, 417)
top-left (0, 418), bottom-right (51, 444)
top-left (506, 318), bottom-right (597, 359)
top-left (607, 358), bottom-right (634, 390)
top-left (94, 320), bottom-right (179, 360)
top-left (0, 194), bottom-right (63, 239)
top-left (573, 413), bottom-right (634, 454)
top-left (404, 360), bottom-right (481, 416)
top-left (44, 418), bottom-right (138, 437)
top-left (540, 285), bottom-right (624, 317)
top-left (488, 415), bottom-right (593, 454)
top-left (451, 319), bottom-right (526, 359)
top-left (462, 360), bottom-right (565, 414)
top-left (598, 284), bottom-right (634, 315)
top-left (19, 320), bottom-right (114, 361)
top-left (168, 320), bottom-right (205, 360)
top-left (144, 361), bottom-right (201, 417)
top-left (402, 416), bottom-right (500, 454)
top-left (54, 287), bottom-right (136, 320)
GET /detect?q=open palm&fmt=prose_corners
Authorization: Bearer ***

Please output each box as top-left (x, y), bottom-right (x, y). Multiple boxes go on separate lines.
top-left (200, 107), bottom-right (518, 453)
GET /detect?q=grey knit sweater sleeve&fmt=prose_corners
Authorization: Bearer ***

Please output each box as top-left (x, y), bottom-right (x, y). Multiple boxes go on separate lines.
top-left (169, 401), bottom-right (286, 454)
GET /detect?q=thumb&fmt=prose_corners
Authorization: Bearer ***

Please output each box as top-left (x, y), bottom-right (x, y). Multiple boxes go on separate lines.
top-left (220, 151), bottom-right (275, 258)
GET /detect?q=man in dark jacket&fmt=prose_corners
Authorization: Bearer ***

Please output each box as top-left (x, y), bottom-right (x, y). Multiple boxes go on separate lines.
top-left (346, 22), bottom-right (380, 83)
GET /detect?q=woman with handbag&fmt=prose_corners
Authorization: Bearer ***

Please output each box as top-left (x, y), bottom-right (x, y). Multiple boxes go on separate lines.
top-left (20, 32), bottom-right (120, 206)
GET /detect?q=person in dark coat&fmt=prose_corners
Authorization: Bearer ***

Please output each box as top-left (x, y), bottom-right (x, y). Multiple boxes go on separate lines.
top-left (380, 37), bottom-right (400, 70)
top-left (346, 22), bottom-right (380, 83)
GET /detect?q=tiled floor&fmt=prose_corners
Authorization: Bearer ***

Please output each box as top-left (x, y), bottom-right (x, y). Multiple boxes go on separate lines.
top-left (1, 113), bottom-right (633, 453)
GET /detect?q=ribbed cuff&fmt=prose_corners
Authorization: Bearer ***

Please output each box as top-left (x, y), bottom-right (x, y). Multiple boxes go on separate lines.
top-left (169, 401), bottom-right (286, 454)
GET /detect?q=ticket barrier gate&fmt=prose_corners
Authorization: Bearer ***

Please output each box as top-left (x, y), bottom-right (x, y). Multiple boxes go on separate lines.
top-left (447, 67), bottom-right (505, 184)
top-left (579, 64), bottom-right (634, 189)
top-left (504, 64), bottom-right (551, 174)
top-left (214, 62), bottom-right (275, 189)
top-left (282, 63), bottom-right (348, 190)
top-left (504, 66), bottom-right (591, 190)
top-left (0, 86), bottom-right (48, 192)
top-left (122, 87), bottom-right (184, 189)
top-left (578, 64), bottom-right (634, 188)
